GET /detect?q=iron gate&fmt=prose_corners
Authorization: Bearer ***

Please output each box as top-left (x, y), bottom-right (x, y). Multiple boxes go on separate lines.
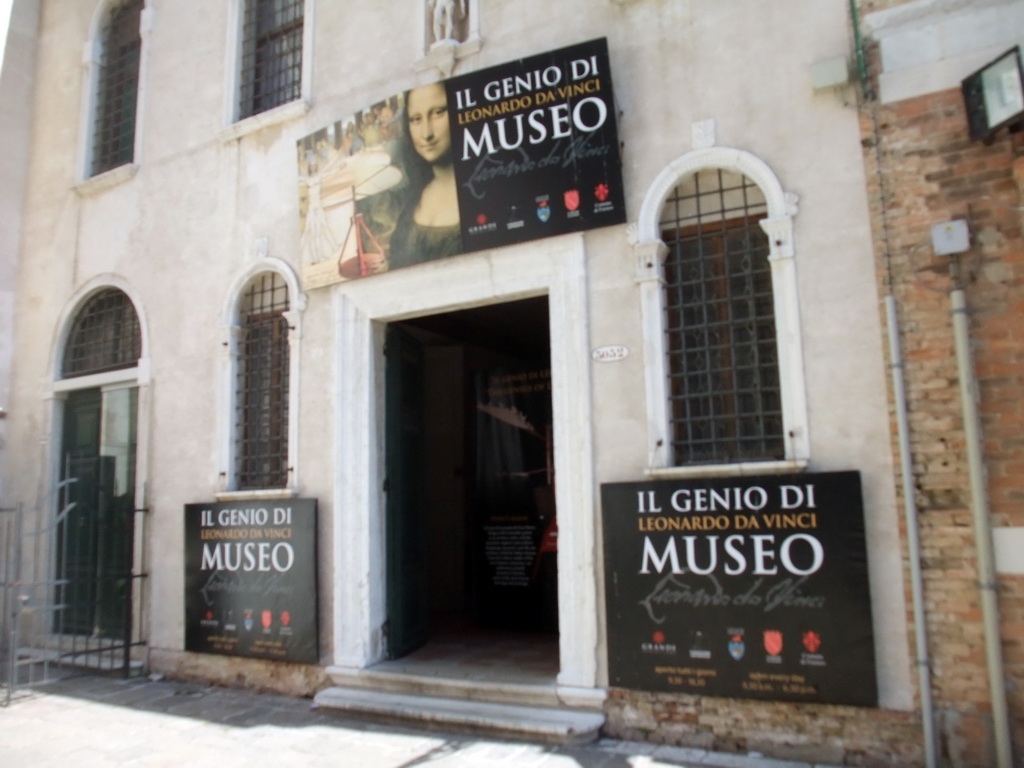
top-left (1, 478), bottom-right (147, 706)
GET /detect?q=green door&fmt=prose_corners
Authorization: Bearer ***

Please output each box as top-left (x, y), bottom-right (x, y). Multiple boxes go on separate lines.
top-left (58, 387), bottom-right (137, 637)
top-left (384, 325), bottom-right (429, 658)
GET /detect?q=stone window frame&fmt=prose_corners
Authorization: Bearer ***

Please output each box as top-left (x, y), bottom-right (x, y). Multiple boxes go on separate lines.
top-left (219, 0), bottom-right (314, 141)
top-left (74, 0), bottom-right (154, 194)
top-left (217, 258), bottom-right (306, 499)
top-left (633, 146), bottom-right (810, 478)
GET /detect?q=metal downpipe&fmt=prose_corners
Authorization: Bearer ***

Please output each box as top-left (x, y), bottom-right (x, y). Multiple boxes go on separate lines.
top-left (885, 295), bottom-right (938, 768)
top-left (950, 287), bottom-right (1013, 768)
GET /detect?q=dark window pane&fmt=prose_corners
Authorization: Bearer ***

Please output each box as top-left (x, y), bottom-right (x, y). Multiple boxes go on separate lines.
top-left (660, 169), bottom-right (784, 465)
top-left (91, 0), bottom-right (143, 176)
top-left (62, 289), bottom-right (142, 378)
top-left (235, 272), bottom-right (290, 489)
top-left (239, 0), bottom-right (304, 119)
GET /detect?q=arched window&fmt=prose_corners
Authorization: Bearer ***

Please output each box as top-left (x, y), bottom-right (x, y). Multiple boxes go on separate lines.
top-left (635, 147), bottom-right (808, 474)
top-left (90, 0), bottom-right (144, 177)
top-left (62, 287), bottom-right (142, 378)
top-left (235, 271), bottom-right (291, 489)
top-left (660, 169), bottom-right (782, 464)
top-left (52, 284), bottom-right (146, 660)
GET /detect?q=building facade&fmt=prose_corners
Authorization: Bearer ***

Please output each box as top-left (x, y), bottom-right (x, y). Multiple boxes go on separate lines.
top-left (1, 1), bottom-right (1021, 765)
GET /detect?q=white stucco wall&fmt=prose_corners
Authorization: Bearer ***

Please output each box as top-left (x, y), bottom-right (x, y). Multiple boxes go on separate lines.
top-left (0, 0), bottom-right (39, 492)
top-left (6, 0), bottom-right (910, 711)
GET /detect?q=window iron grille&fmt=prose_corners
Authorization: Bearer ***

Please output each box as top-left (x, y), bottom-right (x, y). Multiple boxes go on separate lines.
top-left (62, 289), bottom-right (142, 379)
top-left (660, 169), bottom-right (784, 465)
top-left (91, 0), bottom-right (143, 177)
top-left (239, 0), bottom-right (304, 120)
top-left (235, 272), bottom-right (290, 489)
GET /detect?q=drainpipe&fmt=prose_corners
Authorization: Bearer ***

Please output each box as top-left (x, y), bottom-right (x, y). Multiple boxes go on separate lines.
top-left (885, 295), bottom-right (938, 768)
top-left (950, 282), bottom-right (1013, 768)
top-left (862, 0), bottom-right (937, 759)
top-left (849, 0), bottom-right (872, 100)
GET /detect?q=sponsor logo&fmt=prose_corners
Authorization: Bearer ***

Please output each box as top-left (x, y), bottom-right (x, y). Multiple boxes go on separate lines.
top-left (689, 630), bottom-right (711, 660)
top-left (536, 197), bottom-right (551, 222)
top-left (594, 183), bottom-right (610, 202)
top-left (801, 630), bottom-right (826, 667)
top-left (641, 629), bottom-right (677, 655)
top-left (506, 205), bottom-right (525, 230)
top-left (728, 634), bottom-right (746, 661)
top-left (281, 611), bottom-right (291, 627)
top-left (764, 629), bottom-right (783, 657)
top-left (468, 213), bottom-right (497, 235)
top-left (243, 610), bottom-right (254, 632)
top-left (802, 630), bottom-right (821, 654)
top-left (564, 189), bottom-right (580, 212)
top-left (261, 610), bottom-right (272, 630)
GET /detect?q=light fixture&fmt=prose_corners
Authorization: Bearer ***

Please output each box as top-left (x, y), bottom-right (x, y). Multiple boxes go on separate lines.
top-left (962, 46), bottom-right (1024, 143)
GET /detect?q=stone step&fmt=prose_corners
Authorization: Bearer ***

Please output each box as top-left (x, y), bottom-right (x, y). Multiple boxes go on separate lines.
top-left (313, 686), bottom-right (605, 744)
top-left (324, 665), bottom-right (607, 710)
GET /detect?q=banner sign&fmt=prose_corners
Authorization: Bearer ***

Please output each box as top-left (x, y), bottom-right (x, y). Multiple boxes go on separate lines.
top-left (296, 38), bottom-right (625, 289)
top-left (601, 472), bottom-right (877, 706)
top-left (184, 499), bottom-right (318, 664)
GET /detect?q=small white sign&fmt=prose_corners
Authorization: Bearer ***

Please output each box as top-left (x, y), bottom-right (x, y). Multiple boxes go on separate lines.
top-left (591, 345), bottom-right (629, 363)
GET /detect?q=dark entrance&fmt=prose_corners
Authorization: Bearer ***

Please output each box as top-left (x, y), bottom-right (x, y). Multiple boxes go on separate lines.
top-left (384, 296), bottom-right (557, 660)
top-left (57, 387), bottom-right (138, 640)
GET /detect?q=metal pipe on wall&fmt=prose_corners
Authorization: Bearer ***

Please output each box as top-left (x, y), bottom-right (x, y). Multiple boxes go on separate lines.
top-left (885, 295), bottom-right (938, 768)
top-left (950, 287), bottom-right (1013, 768)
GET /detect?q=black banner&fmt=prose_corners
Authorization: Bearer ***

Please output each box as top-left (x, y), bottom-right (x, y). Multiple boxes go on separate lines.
top-left (296, 38), bottom-right (624, 289)
top-left (447, 38), bottom-right (625, 252)
top-left (601, 472), bottom-right (877, 706)
top-left (184, 499), bottom-right (318, 664)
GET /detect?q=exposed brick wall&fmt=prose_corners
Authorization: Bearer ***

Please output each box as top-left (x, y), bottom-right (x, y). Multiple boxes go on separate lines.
top-left (604, 689), bottom-right (923, 767)
top-left (858, 33), bottom-right (1024, 768)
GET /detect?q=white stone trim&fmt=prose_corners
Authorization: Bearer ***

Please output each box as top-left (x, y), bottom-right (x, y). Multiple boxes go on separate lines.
top-left (861, 0), bottom-right (1024, 104)
top-left (329, 235), bottom-right (600, 692)
top-left (218, 257), bottom-right (306, 494)
top-left (415, 0), bottom-right (482, 78)
top-left (633, 146), bottom-right (810, 471)
top-left (73, 163), bottom-right (138, 196)
top-left (49, 275), bottom-right (152, 383)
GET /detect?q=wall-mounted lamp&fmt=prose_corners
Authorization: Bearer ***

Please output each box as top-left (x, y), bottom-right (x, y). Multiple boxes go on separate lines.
top-left (962, 46), bottom-right (1024, 143)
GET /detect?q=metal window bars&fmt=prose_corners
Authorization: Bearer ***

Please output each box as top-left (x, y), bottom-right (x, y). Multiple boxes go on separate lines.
top-left (239, 0), bottom-right (304, 119)
top-left (660, 169), bottom-right (784, 465)
top-left (91, 0), bottom-right (143, 177)
top-left (62, 289), bottom-right (142, 379)
top-left (235, 272), bottom-right (291, 490)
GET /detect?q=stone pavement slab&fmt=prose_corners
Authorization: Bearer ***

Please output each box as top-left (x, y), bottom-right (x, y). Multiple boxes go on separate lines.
top-left (0, 673), bottom-right (840, 768)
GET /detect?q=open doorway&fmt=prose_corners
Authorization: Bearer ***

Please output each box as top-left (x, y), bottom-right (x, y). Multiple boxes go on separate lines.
top-left (383, 296), bottom-right (558, 673)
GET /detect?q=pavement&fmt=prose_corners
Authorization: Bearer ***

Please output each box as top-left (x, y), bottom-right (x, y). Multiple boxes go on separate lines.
top-left (0, 673), bottom-right (843, 768)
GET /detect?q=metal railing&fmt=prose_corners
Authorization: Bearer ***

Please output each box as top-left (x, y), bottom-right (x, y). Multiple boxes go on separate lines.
top-left (1, 481), bottom-right (147, 706)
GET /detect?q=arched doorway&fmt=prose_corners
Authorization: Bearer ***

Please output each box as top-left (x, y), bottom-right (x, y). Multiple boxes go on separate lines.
top-left (53, 287), bottom-right (145, 671)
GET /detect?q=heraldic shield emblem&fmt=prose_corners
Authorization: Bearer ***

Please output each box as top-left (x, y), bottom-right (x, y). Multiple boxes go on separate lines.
top-left (728, 634), bottom-right (745, 660)
top-left (763, 629), bottom-right (783, 656)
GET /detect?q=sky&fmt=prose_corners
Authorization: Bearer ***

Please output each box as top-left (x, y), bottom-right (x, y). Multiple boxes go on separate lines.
top-left (0, 0), bottom-right (12, 74)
